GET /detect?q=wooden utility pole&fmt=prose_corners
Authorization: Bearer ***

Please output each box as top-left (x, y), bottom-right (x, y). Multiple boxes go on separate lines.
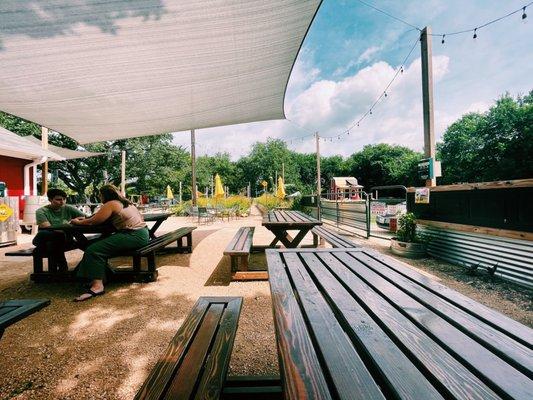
top-left (41, 127), bottom-right (48, 194)
top-left (191, 129), bottom-right (197, 206)
top-left (420, 26), bottom-right (436, 187)
top-left (315, 132), bottom-right (321, 220)
top-left (121, 150), bottom-right (126, 195)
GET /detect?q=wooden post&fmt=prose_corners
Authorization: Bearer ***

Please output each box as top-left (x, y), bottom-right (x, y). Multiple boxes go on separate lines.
top-left (316, 132), bottom-right (321, 220)
top-left (191, 129), bottom-right (197, 206)
top-left (179, 181), bottom-right (182, 204)
top-left (121, 150), bottom-right (126, 195)
top-left (41, 127), bottom-right (48, 194)
top-left (420, 27), bottom-right (436, 187)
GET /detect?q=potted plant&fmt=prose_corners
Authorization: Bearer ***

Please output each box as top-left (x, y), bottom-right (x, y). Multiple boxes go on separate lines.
top-left (390, 212), bottom-right (427, 258)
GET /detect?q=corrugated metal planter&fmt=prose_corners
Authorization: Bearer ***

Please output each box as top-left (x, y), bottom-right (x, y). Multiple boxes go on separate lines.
top-left (390, 238), bottom-right (427, 258)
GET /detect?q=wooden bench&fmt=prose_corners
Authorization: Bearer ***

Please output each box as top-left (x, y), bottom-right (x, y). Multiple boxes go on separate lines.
top-left (224, 227), bottom-right (267, 281)
top-left (0, 299), bottom-right (50, 340)
top-left (311, 225), bottom-right (359, 248)
top-left (6, 227), bottom-right (195, 283)
top-left (267, 247), bottom-right (533, 399)
top-left (135, 296), bottom-right (242, 400)
top-left (109, 226), bottom-right (196, 282)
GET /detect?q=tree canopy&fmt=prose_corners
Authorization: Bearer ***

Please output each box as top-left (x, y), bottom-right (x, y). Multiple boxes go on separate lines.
top-left (2, 90), bottom-right (531, 199)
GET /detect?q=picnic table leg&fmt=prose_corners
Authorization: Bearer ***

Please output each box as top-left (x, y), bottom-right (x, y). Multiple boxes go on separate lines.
top-left (286, 228), bottom-right (312, 248)
top-left (148, 220), bottom-right (164, 239)
top-left (33, 254), bottom-right (44, 274)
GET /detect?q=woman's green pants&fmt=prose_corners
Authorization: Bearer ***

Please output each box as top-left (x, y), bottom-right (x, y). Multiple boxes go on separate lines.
top-left (76, 227), bottom-right (149, 280)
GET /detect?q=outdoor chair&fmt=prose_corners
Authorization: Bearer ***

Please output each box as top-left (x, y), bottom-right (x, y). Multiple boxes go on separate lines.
top-left (187, 206), bottom-right (199, 222)
top-left (197, 207), bottom-right (214, 225)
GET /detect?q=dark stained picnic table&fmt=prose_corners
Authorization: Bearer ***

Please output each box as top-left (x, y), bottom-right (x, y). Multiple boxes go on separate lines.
top-left (262, 210), bottom-right (322, 248)
top-left (266, 247), bottom-right (533, 400)
top-left (141, 212), bottom-right (174, 239)
top-left (0, 299), bottom-right (50, 340)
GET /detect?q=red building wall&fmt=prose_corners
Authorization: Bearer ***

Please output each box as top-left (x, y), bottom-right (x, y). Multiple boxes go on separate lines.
top-left (0, 155), bottom-right (33, 219)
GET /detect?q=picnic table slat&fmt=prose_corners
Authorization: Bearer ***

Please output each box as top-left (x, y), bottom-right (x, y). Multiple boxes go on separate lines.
top-left (134, 298), bottom-right (211, 400)
top-left (194, 299), bottom-right (242, 397)
top-left (365, 249), bottom-right (533, 348)
top-left (300, 251), bottom-right (445, 400)
top-left (336, 251), bottom-right (533, 399)
top-left (164, 304), bottom-right (224, 400)
top-left (283, 253), bottom-right (387, 400)
top-left (352, 251), bottom-right (533, 376)
top-left (314, 251), bottom-right (501, 400)
top-left (0, 299), bottom-right (50, 330)
top-left (266, 251), bottom-right (333, 400)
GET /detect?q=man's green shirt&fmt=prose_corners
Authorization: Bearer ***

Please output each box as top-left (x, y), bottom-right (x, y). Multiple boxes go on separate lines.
top-left (35, 205), bottom-right (85, 226)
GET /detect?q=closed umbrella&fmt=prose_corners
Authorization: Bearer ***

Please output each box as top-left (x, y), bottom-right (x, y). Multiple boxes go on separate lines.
top-left (166, 185), bottom-right (174, 199)
top-left (214, 174), bottom-right (225, 198)
top-left (276, 177), bottom-right (286, 199)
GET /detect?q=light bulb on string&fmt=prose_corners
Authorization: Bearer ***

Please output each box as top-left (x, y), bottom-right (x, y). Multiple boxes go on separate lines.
top-left (369, 109), bottom-right (373, 115)
top-left (473, 28), bottom-right (477, 39)
top-left (400, 66), bottom-right (404, 74)
top-left (384, 92), bottom-right (388, 97)
top-left (441, 34), bottom-right (445, 44)
top-left (522, 6), bottom-right (527, 22)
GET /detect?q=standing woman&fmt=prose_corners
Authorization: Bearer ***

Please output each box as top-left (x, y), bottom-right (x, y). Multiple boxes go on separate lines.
top-left (70, 185), bottom-right (149, 301)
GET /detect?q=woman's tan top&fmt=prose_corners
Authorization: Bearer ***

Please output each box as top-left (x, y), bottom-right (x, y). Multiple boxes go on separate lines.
top-left (110, 204), bottom-right (146, 231)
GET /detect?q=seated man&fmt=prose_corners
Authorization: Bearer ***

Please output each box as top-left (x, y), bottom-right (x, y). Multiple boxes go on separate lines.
top-left (32, 188), bottom-right (86, 272)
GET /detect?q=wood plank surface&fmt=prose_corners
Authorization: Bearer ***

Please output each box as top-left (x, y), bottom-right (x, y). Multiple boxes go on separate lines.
top-left (164, 304), bottom-right (224, 399)
top-left (135, 298), bottom-right (210, 400)
top-left (299, 251), bottom-right (444, 400)
top-left (0, 299), bottom-right (50, 330)
top-left (314, 251), bottom-right (501, 400)
top-left (336, 251), bottom-right (532, 399)
top-left (283, 252), bottom-right (387, 400)
top-left (350, 251), bottom-right (532, 376)
top-left (364, 249), bottom-right (533, 348)
top-left (266, 250), bottom-right (333, 400)
top-left (194, 298), bottom-right (242, 399)
top-left (267, 248), bottom-right (533, 400)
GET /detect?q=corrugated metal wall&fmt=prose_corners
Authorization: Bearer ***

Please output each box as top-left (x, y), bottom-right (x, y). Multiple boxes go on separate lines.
top-left (418, 225), bottom-right (533, 289)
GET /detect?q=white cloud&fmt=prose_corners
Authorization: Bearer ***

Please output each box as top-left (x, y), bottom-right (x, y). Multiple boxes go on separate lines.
top-left (357, 46), bottom-right (381, 64)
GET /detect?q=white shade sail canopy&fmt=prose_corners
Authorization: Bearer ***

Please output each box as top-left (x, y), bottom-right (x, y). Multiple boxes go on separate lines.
top-left (0, 0), bottom-right (321, 144)
top-left (0, 127), bottom-right (64, 161)
top-left (23, 136), bottom-right (104, 160)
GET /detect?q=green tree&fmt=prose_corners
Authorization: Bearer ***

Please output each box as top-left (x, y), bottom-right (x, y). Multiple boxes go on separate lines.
top-left (438, 91), bottom-right (533, 184)
top-left (346, 144), bottom-right (422, 190)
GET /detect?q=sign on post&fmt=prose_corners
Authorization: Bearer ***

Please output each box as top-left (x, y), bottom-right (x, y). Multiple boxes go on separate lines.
top-left (418, 158), bottom-right (442, 180)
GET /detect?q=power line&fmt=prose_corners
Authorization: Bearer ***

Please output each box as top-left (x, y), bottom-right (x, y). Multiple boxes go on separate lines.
top-left (355, 0), bottom-right (421, 31)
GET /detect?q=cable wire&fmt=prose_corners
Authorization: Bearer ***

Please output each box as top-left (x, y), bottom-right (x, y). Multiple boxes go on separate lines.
top-left (355, 0), bottom-right (421, 31)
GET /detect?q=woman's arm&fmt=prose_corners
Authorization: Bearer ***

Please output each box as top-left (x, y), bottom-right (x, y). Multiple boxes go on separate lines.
top-left (70, 201), bottom-right (119, 225)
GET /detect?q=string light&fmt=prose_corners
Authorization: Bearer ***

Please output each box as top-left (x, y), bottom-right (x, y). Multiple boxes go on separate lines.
top-left (441, 34), bottom-right (445, 44)
top-left (473, 28), bottom-right (477, 39)
top-left (523, 6), bottom-right (528, 20)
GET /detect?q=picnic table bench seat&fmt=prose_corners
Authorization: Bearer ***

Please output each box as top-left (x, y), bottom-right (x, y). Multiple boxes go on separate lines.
top-left (224, 227), bottom-right (266, 281)
top-left (109, 226), bottom-right (196, 282)
top-left (135, 296), bottom-right (242, 400)
top-left (5, 227), bottom-right (195, 283)
top-left (0, 299), bottom-right (50, 340)
top-left (311, 225), bottom-right (359, 248)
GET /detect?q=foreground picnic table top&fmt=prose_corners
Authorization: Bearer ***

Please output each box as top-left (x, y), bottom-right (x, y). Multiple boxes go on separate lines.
top-left (266, 247), bottom-right (533, 400)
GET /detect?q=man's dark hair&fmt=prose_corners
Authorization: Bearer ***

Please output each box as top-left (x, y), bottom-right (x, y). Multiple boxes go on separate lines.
top-left (47, 188), bottom-right (67, 200)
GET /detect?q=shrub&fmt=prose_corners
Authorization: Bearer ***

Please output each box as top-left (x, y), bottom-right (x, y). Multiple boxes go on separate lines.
top-left (255, 194), bottom-right (292, 211)
top-left (395, 212), bottom-right (421, 243)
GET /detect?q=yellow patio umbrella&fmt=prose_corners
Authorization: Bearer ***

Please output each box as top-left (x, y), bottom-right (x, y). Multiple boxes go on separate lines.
top-left (276, 177), bottom-right (286, 199)
top-left (166, 185), bottom-right (174, 199)
top-left (214, 174), bottom-right (225, 198)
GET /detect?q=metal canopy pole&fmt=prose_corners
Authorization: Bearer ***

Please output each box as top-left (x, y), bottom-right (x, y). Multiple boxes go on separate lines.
top-left (191, 129), bottom-right (197, 206)
top-left (41, 127), bottom-right (48, 195)
top-left (421, 26), bottom-right (436, 187)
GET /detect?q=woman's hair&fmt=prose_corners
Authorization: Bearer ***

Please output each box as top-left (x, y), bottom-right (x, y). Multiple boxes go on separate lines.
top-left (99, 184), bottom-right (131, 207)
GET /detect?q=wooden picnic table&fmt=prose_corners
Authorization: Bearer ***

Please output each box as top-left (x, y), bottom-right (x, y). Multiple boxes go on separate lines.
top-left (266, 247), bottom-right (533, 400)
top-left (262, 210), bottom-right (322, 248)
top-left (141, 212), bottom-right (174, 239)
top-left (0, 299), bottom-right (50, 340)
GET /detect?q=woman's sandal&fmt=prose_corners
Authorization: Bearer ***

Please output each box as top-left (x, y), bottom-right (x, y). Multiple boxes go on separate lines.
top-left (74, 289), bottom-right (105, 302)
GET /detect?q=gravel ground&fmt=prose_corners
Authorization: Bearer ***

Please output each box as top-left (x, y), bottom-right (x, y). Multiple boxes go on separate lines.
top-left (0, 208), bottom-right (531, 399)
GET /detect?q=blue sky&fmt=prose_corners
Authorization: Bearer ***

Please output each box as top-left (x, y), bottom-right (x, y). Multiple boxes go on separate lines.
top-left (172, 0), bottom-right (533, 158)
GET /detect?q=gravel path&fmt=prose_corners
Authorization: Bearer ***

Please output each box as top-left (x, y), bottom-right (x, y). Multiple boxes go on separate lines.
top-left (0, 209), bottom-right (531, 399)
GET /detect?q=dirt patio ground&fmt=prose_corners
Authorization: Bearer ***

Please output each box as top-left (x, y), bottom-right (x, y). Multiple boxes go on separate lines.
top-left (0, 207), bottom-right (531, 399)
